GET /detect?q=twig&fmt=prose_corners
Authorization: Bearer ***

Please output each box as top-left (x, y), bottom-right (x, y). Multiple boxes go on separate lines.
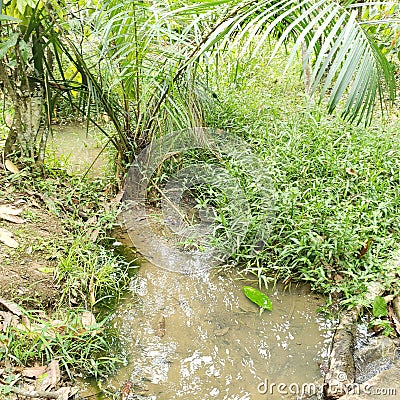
top-left (0, 384), bottom-right (60, 399)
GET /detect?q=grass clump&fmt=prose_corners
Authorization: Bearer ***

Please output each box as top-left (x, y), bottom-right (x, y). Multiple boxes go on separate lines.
top-left (204, 54), bottom-right (400, 306)
top-left (1, 309), bottom-right (120, 378)
top-left (57, 237), bottom-right (133, 310)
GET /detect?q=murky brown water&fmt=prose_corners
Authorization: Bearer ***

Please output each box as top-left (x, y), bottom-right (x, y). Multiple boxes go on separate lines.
top-left (47, 124), bottom-right (109, 177)
top-left (103, 259), bottom-right (331, 400)
top-left (49, 125), bottom-right (333, 399)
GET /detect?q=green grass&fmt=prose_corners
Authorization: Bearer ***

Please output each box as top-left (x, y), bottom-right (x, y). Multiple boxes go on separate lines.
top-left (203, 52), bottom-right (400, 307)
top-left (0, 166), bottom-right (134, 380)
top-left (1, 309), bottom-right (121, 378)
top-left (56, 237), bottom-right (133, 310)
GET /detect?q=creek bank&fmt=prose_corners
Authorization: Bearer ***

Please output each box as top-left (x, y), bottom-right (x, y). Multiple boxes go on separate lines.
top-left (338, 360), bottom-right (400, 400)
top-left (324, 254), bottom-right (400, 399)
top-left (0, 163), bottom-right (129, 399)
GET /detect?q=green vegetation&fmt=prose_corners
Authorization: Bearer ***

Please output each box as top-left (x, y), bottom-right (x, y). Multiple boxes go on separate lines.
top-left (0, 169), bottom-right (134, 379)
top-left (205, 55), bottom-right (400, 308)
top-left (0, 0), bottom-right (400, 394)
top-left (242, 286), bottom-right (273, 315)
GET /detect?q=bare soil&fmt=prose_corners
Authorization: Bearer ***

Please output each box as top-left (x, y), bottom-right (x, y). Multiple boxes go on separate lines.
top-left (0, 180), bottom-right (64, 307)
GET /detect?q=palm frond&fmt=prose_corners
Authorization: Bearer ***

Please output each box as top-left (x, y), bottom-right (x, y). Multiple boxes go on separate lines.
top-left (194, 0), bottom-right (396, 125)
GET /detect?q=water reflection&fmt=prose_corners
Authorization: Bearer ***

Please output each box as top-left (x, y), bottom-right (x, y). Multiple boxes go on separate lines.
top-left (105, 261), bottom-right (332, 400)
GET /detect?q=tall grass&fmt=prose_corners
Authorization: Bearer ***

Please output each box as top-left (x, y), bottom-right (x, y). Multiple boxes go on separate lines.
top-left (205, 53), bottom-right (400, 306)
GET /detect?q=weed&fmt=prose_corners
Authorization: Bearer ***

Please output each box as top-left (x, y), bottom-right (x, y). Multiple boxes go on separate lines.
top-left (56, 237), bottom-right (134, 310)
top-left (0, 309), bottom-right (123, 378)
top-left (202, 51), bottom-right (400, 306)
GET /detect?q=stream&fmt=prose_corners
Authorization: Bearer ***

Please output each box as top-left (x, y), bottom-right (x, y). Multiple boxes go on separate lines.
top-left (103, 230), bottom-right (333, 400)
top-left (49, 125), bottom-right (334, 399)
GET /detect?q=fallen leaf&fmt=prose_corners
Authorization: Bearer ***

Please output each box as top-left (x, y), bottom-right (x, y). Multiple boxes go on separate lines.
top-left (384, 294), bottom-right (395, 303)
top-left (55, 387), bottom-right (71, 400)
top-left (0, 228), bottom-right (19, 248)
top-left (110, 191), bottom-right (124, 210)
top-left (242, 286), bottom-right (273, 311)
top-left (36, 360), bottom-right (60, 391)
top-left (0, 311), bottom-right (13, 331)
top-left (89, 228), bottom-right (100, 243)
top-left (0, 297), bottom-right (22, 316)
top-left (86, 215), bottom-right (97, 226)
top-left (356, 238), bottom-right (373, 258)
top-left (13, 199), bottom-right (26, 206)
top-left (346, 167), bottom-right (358, 176)
top-left (0, 205), bottom-right (23, 215)
top-left (22, 366), bottom-right (47, 379)
top-left (81, 311), bottom-right (96, 328)
top-left (0, 213), bottom-right (26, 224)
top-left (5, 160), bottom-right (19, 174)
top-left (121, 381), bottom-right (134, 400)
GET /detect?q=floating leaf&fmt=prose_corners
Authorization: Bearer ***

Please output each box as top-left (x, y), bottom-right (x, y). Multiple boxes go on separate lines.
top-left (373, 296), bottom-right (387, 318)
top-left (242, 286), bottom-right (272, 311)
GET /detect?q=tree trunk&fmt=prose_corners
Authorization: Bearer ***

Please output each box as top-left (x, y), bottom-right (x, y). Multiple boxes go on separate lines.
top-left (1, 60), bottom-right (44, 162)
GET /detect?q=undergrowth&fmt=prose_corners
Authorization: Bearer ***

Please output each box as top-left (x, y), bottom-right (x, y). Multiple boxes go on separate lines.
top-left (0, 165), bottom-right (134, 379)
top-left (204, 53), bottom-right (400, 307)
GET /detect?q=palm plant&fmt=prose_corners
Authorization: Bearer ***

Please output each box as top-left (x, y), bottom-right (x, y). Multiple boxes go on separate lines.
top-left (84, 0), bottom-right (397, 156)
top-left (1, 0), bottom-right (398, 169)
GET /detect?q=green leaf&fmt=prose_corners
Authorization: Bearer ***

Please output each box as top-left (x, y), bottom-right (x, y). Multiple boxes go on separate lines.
top-left (0, 32), bottom-right (19, 59)
top-left (242, 286), bottom-right (272, 311)
top-left (372, 296), bottom-right (387, 318)
top-left (0, 14), bottom-right (20, 22)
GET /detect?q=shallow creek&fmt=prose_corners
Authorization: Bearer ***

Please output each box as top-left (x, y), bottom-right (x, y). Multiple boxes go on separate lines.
top-left (47, 125), bottom-right (334, 399)
top-left (104, 250), bottom-right (332, 400)
top-left (47, 124), bottom-right (109, 177)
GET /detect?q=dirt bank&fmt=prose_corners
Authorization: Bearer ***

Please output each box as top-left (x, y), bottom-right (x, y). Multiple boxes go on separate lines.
top-left (0, 173), bottom-right (66, 307)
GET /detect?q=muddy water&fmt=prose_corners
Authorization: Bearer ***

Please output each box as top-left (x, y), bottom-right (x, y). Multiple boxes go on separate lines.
top-left (103, 232), bottom-right (333, 400)
top-left (47, 124), bottom-right (109, 176)
top-left (106, 261), bottom-right (331, 399)
top-left (47, 125), bottom-right (333, 399)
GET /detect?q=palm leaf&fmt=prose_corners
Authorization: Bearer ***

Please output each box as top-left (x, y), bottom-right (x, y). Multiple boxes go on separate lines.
top-left (195, 0), bottom-right (396, 125)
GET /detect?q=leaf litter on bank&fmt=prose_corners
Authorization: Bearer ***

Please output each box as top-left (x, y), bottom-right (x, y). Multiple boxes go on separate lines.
top-left (4, 160), bottom-right (19, 174)
top-left (0, 228), bottom-right (19, 248)
top-left (0, 298), bottom-right (23, 316)
top-left (0, 204), bottom-right (26, 223)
